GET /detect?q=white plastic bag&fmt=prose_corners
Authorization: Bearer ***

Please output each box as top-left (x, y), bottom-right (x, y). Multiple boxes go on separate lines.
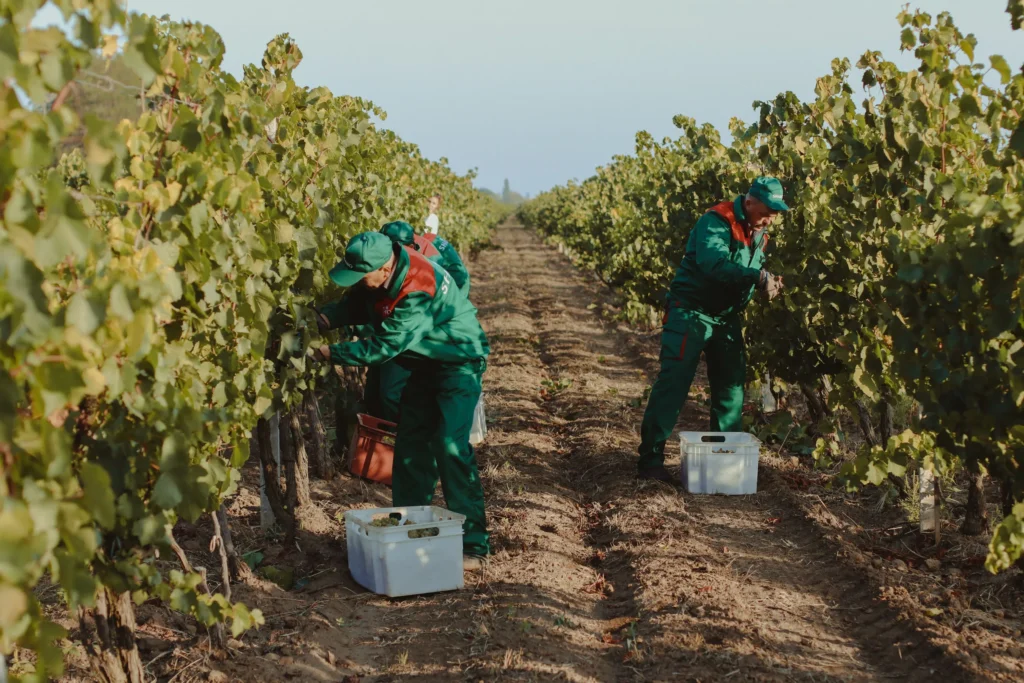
top-left (760, 377), bottom-right (777, 412)
top-left (469, 393), bottom-right (487, 445)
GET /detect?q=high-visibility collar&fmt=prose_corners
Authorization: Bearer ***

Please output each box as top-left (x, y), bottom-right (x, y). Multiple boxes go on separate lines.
top-left (375, 246), bottom-right (438, 318)
top-left (708, 197), bottom-right (756, 247)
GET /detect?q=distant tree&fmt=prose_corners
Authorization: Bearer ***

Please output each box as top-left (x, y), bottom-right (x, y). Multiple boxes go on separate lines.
top-left (481, 183), bottom-right (525, 206)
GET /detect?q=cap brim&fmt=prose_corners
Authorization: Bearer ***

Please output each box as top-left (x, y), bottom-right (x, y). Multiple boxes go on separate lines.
top-left (765, 199), bottom-right (790, 212)
top-left (329, 265), bottom-right (367, 287)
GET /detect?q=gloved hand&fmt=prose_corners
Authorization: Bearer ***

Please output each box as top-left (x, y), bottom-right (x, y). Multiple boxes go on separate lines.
top-left (759, 271), bottom-right (783, 301)
top-left (311, 344), bottom-right (332, 362)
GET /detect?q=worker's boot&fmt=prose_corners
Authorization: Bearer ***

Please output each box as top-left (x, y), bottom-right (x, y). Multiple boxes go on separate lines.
top-left (638, 465), bottom-right (675, 484)
top-left (463, 554), bottom-right (489, 572)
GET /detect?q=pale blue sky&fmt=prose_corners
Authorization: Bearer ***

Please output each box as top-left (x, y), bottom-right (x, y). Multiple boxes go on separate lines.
top-left (76, 2), bottom-right (1024, 193)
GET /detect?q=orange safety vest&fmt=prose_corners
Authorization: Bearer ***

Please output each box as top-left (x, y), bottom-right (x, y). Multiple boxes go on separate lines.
top-left (413, 233), bottom-right (441, 259)
top-left (707, 200), bottom-right (768, 250)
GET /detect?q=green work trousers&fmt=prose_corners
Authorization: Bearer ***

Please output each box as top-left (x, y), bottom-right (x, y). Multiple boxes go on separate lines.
top-left (638, 309), bottom-right (746, 470)
top-left (391, 359), bottom-right (490, 556)
top-left (364, 361), bottom-right (410, 424)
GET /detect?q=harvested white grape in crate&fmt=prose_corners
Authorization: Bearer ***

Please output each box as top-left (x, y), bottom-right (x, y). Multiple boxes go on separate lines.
top-left (344, 506), bottom-right (466, 597)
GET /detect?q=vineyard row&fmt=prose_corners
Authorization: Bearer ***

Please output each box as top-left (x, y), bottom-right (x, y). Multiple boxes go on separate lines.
top-left (518, 8), bottom-right (1024, 575)
top-left (0, 2), bottom-right (505, 680)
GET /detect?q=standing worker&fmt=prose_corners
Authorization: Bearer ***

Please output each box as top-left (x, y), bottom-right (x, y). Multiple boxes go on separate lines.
top-left (365, 220), bottom-right (472, 422)
top-left (424, 193), bottom-right (442, 235)
top-left (637, 177), bottom-right (788, 482)
top-left (314, 232), bottom-right (490, 568)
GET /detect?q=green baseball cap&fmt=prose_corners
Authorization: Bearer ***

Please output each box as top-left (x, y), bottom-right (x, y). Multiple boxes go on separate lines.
top-left (329, 232), bottom-right (394, 287)
top-left (379, 220), bottom-right (415, 246)
top-left (748, 176), bottom-right (790, 212)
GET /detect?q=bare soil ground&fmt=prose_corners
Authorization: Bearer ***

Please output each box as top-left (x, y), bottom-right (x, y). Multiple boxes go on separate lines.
top-left (49, 221), bottom-right (1023, 682)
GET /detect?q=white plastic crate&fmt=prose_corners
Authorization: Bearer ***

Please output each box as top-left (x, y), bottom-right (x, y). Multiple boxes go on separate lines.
top-left (344, 505), bottom-right (465, 597)
top-left (679, 432), bottom-right (761, 495)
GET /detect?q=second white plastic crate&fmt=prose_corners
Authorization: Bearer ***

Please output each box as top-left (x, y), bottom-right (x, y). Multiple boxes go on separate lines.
top-left (344, 506), bottom-right (465, 597)
top-left (679, 432), bottom-right (761, 495)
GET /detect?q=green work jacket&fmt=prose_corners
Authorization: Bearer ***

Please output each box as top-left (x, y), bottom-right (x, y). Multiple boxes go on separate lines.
top-left (667, 196), bottom-right (769, 322)
top-left (319, 244), bottom-right (489, 366)
top-left (418, 234), bottom-right (470, 297)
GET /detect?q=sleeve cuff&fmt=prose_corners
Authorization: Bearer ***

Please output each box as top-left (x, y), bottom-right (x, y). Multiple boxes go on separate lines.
top-left (328, 343), bottom-right (349, 366)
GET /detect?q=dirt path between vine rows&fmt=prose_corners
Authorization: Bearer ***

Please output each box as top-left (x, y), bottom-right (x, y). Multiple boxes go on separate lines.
top-left (77, 221), bottom-right (1021, 683)
top-left (455, 223), bottom-right (981, 683)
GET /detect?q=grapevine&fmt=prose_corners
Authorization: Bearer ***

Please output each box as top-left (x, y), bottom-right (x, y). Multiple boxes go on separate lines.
top-left (520, 9), bottom-right (1024, 574)
top-left (0, 2), bottom-right (505, 680)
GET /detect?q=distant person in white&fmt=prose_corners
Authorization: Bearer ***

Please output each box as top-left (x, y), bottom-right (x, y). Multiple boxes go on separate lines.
top-left (424, 193), bottom-right (442, 235)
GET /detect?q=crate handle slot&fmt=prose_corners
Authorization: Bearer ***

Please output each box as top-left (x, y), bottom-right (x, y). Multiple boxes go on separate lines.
top-left (701, 435), bottom-right (727, 443)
